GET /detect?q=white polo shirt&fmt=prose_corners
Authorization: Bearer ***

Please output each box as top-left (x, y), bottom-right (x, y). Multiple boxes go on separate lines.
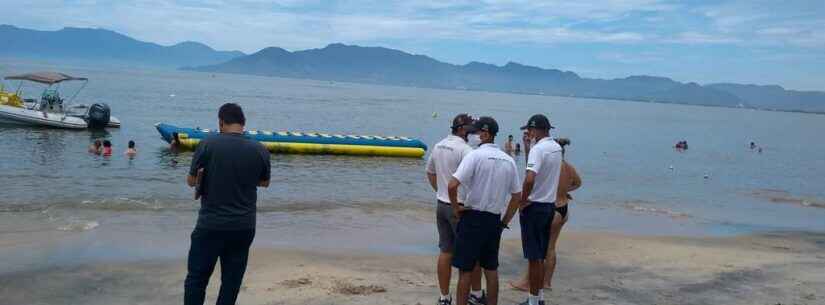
top-left (526, 137), bottom-right (563, 203)
top-left (452, 143), bottom-right (521, 214)
top-left (426, 135), bottom-right (473, 203)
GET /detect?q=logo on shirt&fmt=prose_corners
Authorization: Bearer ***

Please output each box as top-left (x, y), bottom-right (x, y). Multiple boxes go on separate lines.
top-left (436, 144), bottom-right (455, 151)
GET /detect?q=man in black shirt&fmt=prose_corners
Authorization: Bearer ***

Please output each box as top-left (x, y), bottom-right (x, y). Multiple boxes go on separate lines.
top-left (184, 103), bottom-right (271, 305)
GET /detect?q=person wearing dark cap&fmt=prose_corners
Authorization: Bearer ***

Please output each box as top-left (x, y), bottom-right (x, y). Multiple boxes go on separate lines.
top-left (426, 114), bottom-right (486, 305)
top-left (516, 114), bottom-right (562, 305)
top-left (448, 116), bottom-right (522, 305)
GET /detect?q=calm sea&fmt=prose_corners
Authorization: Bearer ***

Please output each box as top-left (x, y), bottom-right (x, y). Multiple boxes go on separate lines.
top-left (1, 59), bottom-right (824, 258)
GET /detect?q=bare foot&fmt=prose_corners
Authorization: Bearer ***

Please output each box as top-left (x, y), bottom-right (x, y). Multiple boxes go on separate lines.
top-left (543, 283), bottom-right (553, 290)
top-left (509, 280), bottom-right (529, 291)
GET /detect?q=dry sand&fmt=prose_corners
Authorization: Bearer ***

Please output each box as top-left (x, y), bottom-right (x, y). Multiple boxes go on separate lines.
top-left (2, 231), bottom-right (823, 305)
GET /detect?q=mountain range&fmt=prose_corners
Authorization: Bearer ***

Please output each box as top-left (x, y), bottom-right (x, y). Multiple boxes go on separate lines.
top-left (0, 24), bottom-right (243, 67)
top-left (2, 25), bottom-right (822, 113)
top-left (189, 43), bottom-right (825, 113)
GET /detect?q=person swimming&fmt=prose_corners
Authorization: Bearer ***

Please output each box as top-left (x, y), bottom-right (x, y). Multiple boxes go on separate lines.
top-left (88, 140), bottom-right (102, 155)
top-left (126, 140), bottom-right (137, 158)
top-left (102, 140), bottom-right (113, 156)
top-left (170, 132), bottom-right (181, 151)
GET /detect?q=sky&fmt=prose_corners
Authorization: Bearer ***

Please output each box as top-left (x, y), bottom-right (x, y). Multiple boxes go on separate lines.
top-left (3, 0), bottom-right (824, 91)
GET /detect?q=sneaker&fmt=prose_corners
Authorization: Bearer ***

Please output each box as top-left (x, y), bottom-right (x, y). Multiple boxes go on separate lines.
top-left (516, 300), bottom-right (545, 305)
top-left (438, 297), bottom-right (452, 305)
top-left (469, 290), bottom-right (487, 305)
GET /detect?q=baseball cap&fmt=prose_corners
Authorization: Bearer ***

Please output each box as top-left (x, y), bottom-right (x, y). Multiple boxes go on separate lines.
top-left (451, 113), bottom-right (475, 130)
top-left (472, 116), bottom-right (499, 135)
top-left (520, 114), bottom-right (555, 130)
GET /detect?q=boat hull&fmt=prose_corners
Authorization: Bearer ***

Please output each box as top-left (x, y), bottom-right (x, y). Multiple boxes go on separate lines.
top-left (0, 105), bottom-right (87, 129)
top-left (156, 123), bottom-right (427, 158)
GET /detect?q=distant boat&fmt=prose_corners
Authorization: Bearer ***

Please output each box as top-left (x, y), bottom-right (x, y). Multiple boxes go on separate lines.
top-left (0, 72), bottom-right (120, 129)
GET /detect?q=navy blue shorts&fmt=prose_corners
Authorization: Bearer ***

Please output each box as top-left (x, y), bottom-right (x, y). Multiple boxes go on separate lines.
top-left (519, 202), bottom-right (555, 260)
top-left (452, 210), bottom-right (504, 272)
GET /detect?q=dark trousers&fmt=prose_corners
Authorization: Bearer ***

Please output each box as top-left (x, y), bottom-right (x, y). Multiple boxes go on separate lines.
top-left (184, 228), bottom-right (256, 305)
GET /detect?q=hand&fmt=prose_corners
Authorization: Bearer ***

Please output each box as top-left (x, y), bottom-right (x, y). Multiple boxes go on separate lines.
top-left (519, 200), bottom-right (531, 209)
top-left (453, 205), bottom-right (468, 218)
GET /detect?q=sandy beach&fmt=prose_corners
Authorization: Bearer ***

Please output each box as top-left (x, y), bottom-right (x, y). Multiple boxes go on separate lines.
top-left (2, 229), bottom-right (823, 305)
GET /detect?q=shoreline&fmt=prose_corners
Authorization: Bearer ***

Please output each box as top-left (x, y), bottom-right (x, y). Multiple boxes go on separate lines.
top-left (2, 230), bottom-right (823, 305)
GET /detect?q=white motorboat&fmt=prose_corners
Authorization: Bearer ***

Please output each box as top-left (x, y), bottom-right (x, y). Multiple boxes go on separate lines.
top-left (0, 72), bottom-right (120, 129)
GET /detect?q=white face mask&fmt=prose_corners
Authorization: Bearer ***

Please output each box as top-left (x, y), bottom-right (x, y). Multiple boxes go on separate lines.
top-left (467, 133), bottom-right (482, 148)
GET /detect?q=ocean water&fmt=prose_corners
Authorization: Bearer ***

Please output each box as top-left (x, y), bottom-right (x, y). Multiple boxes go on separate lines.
top-left (1, 59), bottom-right (824, 255)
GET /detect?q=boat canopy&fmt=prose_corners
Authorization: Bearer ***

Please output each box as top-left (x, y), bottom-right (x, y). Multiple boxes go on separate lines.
top-left (4, 72), bottom-right (88, 85)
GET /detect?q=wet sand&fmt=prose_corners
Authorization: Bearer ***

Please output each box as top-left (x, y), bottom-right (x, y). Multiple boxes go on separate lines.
top-left (2, 231), bottom-right (823, 305)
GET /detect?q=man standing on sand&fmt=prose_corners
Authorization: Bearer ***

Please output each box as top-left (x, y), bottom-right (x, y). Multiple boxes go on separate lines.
top-left (522, 131), bottom-right (532, 163)
top-left (426, 114), bottom-right (487, 305)
top-left (448, 116), bottom-right (522, 305)
top-left (517, 114), bottom-right (562, 305)
top-left (504, 135), bottom-right (515, 156)
top-left (184, 103), bottom-right (271, 305)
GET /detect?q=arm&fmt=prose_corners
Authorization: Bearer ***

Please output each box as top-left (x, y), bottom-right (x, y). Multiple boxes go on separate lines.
top-left (502, 192), bottom-right (522, 228)
top-left (447, 177), bottom-right (467, 217)
top-left (521, 170), bottom-right (536, 204)
top-left (566, 162), bottom-right (582, 192)
top-left (425, 153), bottom-right (437, 191)
top-left (258, 148), bottom-right (271, 188)
top-left (187, 142), bottom-right (207, 187)
top-left (427, 173), bottom-right (438, 191)
top-left (187, 174), bottom-right (197, 187)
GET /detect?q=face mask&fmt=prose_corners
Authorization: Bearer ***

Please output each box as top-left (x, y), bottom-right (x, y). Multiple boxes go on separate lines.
top-left (467, 133), bottom-right (482, 148)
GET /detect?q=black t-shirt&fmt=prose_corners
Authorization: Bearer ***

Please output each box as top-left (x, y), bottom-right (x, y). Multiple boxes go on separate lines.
top-left (189, 133), bottom-right (271, 230)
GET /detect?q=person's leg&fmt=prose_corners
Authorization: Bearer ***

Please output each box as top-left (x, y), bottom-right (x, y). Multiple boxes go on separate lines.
top-left (437, 203), bottom-right (457, 299)
top-left (471, 264), bottom-right (483, 291)
top-left (453, 212), bottom-right (482, 305)
top-left (528, 259), bottom-right (544, 296)
top-left (483, 269), bottom-right (499, 305)
top-left (456, 270), bottom-right (474, 305)
top-left (184, 229), bottom-right (222, 305)
top-left (215, 229), bottom-right (255, 305)
top-left (544, 212), bottom-right (565, 289)
top-left (509, 265), bottom-right (529, 291)
top-left (438, 251), bottom-right (453, 296)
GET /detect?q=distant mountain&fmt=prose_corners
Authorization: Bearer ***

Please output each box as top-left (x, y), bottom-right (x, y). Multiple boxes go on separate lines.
top-left (0, 25), bottom-right (244, 67)
top-left (188, 43), bottom-right (825, 113)
top-left (706, 83), bottom-right (825, 113)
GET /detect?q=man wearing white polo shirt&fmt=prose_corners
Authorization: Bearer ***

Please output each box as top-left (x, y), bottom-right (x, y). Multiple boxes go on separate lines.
top-left (518, 114), bottom-right (563, 305)
top-left (448, 116), bottom-right (522, 305)
top-left (426, 114), bottom-right (486, 305)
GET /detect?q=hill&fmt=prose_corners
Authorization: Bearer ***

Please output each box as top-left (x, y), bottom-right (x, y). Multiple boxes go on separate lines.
top-left (189, 43), bottom-right (824, 112)
top-left (0, 25), bottom-right (243, 67)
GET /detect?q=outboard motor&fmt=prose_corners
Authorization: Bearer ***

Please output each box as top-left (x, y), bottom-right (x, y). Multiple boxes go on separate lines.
top-left (86, 103), bottom-right (111, 129)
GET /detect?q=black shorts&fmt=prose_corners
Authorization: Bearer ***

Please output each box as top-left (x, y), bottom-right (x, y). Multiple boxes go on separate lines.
top-left (519, 202), bottom-right (555, 260)
top-left (452, 210), bottom-right (504, 272)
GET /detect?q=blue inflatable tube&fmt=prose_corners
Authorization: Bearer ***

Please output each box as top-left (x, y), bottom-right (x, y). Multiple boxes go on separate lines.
top-left (155, 123), bottom-right (428, 158)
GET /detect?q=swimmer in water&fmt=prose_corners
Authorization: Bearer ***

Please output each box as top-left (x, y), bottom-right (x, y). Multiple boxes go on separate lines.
top-left (170, 132), bottom-right (181, 151)
top-left (126, 140), bottom-right (137, 158)
top-left (88, 140), bottom-right (102, 155)
top-left (102, 140), bottom-right (113, 156)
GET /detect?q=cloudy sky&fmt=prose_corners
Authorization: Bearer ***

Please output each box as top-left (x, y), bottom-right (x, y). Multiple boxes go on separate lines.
top-left (3, 0), bottom-right (824, 90)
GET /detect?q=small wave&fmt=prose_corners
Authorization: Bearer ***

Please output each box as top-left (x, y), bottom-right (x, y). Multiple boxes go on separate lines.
top-left (57, 220), bottom-right (99, 232)
top-left (621, 201), bottom-right (691, 219)
top-left (750, 189), bottom-right (825, 209)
